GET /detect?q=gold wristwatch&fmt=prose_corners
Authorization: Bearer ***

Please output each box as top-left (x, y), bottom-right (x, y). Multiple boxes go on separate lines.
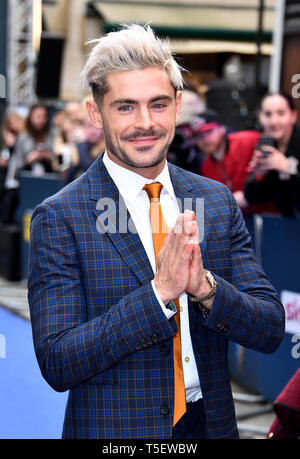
top-left (188, 270), bottom-right (217, 303)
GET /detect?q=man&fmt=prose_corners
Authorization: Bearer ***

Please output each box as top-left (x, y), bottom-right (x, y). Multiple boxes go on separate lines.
top-left (190, 111), bottom-right (260, 210)
top-left (28, 24), bottom-right (284, 439)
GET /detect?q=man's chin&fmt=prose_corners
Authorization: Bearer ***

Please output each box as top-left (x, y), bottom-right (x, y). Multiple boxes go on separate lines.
top-left (128, 156), bottom-right (165, 169)
top-left (124, 146), bottom-right (167, 168)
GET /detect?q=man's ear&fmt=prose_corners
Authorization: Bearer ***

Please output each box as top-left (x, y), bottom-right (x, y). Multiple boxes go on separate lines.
top-left (85, 99), bottom-right (103, 130)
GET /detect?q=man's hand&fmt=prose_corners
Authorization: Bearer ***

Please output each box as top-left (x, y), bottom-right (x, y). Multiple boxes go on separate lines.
top-left (184, 211), bottom-right (212, 304)
top-left (154, 210), bottom-right (211, 305)
top-left (153, 210), bottom-right (195, 304)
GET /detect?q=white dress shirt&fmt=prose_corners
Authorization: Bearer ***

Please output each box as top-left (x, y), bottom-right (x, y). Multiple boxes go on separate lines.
top-left (103, 152), bottom-right (202, 402)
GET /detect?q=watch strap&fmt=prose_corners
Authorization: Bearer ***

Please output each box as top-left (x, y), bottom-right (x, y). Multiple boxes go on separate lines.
top-left (188, 270), bottom-right (217, 305)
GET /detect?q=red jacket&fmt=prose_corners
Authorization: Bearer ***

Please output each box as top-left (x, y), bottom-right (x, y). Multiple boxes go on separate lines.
top-left (200, 130), bottom-right (260, 192)
top-left (267, 369), bottom-right (300, 439)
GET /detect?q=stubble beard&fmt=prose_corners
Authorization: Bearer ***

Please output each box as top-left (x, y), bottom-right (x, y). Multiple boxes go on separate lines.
top-left (104, 127), bottom-right (174, 170)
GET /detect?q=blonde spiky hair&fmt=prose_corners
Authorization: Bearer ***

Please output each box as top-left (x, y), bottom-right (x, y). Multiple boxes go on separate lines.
top-left (81, 24), bottom-right (184, 104)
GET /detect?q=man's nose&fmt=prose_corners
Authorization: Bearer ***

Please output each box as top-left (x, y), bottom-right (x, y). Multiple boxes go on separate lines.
top-left (135, 107), bottom-right (154, 130)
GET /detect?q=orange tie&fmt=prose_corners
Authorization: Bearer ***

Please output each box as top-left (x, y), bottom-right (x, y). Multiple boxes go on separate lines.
top-left (143, 182), bottom-right (186, 426)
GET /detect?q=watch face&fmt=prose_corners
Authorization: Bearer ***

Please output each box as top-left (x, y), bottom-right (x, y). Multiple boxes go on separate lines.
top-left (206, 270), bottom-right (214, 287)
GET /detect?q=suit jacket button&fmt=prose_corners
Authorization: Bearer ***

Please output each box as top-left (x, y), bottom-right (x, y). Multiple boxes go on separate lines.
top-left (160, 404), bottom-right (170, 416)
top-left (160, 344), bottom-right (170, 355)
top-left (152, 334), bottom-right (159, 343)
top-left (140, 338), bottom-right (147, 347)
top-left (135, 342), bottom-right (142, 351)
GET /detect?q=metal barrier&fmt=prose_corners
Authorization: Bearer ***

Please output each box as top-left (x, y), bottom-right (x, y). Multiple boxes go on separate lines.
top-left (18, 171), bottom-right (63, 279)
top-left (229, 214), bottom-right (300, 402)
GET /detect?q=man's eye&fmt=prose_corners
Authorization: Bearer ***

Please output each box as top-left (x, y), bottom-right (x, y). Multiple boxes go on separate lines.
top-left (152, 103), bottom-right (166, 110)
top-left (119, 105), bottom-right (132, 112)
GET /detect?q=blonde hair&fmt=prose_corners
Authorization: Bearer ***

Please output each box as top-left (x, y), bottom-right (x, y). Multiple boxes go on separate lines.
top-left (81, 24), bottom-right (184, 104)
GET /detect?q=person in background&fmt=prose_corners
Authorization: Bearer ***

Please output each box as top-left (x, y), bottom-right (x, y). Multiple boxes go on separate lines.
top-left (52, 110), bottom-right (80, 178)
top-left (244, 93), bottom-right (300, 217)
top-left (0, 112), bottom-right (24, 197)
top-left (168, 88), bottom-right (205, 173)
top-left (7, 104), bottom-right (58, 177)
top-left (53, 101), bottom-right (105, 184)
top-left (191, 111), bottom-right (260, 211)
top-left (64, 114), bottom-right (105, 184)
top-left (64, 101), bottom-right (86, 128)
top-left (0, 104), bottom-right (57, 224)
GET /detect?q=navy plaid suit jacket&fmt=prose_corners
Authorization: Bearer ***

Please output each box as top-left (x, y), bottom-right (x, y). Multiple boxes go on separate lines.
top-left (28, 155), bottom-right (285, 439)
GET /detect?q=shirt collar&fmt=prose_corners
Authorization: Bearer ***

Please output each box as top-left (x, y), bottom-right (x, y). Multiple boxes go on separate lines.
top-left (103, 151), bottom-right (175, 204)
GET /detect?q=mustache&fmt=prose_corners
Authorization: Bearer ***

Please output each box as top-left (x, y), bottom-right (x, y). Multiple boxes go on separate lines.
top-left (121, 128), bottom-right (166, 141)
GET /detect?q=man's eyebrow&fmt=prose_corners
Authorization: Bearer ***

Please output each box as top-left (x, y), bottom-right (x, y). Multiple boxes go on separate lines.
top-left (150, 95), bottom-right (173, 103)
top-left (110, 99), bottom-right (137, 107)
top-left (110, 95), bottom-right (173, 107)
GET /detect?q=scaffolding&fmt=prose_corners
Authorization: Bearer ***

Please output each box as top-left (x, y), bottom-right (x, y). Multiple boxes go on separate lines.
top-left (6, 0), bottom-right (37, 109)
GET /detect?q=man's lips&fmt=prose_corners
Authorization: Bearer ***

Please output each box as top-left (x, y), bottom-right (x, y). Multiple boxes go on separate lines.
top-left (128, 136), bottom-right (160, 145)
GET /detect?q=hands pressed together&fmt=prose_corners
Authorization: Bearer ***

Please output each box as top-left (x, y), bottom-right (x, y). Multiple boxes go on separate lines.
top-left (154, 210), bottom-right (212, 307)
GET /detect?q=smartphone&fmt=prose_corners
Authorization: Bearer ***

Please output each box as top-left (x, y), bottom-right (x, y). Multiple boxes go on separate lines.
top-left (256, 134), bottom-right (276, 157)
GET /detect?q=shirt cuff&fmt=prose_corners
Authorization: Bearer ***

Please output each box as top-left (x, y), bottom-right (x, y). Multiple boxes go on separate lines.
top-left (151, 280), bottom-right (177, 320)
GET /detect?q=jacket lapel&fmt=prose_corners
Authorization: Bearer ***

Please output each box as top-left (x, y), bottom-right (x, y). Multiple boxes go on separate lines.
top-left (88, 157), bottom-right (207, 284)
top-left (89, 156), bottom-right (154, 285)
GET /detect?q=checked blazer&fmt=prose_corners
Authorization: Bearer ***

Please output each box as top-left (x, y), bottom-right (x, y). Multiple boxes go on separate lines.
top-left (28, 154), bottom-right (285, 439)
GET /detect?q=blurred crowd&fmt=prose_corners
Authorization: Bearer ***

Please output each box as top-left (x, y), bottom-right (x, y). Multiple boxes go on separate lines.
top-left (0, 100), bottom-right (105, 224)
top-left (0, 88), bottom-right (300, 226)
top-left (169, 89), bottom-right (300, 218)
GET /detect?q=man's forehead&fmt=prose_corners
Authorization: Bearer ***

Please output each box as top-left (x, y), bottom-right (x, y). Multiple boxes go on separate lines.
top-left (105, 67), bottom-right (175, 98)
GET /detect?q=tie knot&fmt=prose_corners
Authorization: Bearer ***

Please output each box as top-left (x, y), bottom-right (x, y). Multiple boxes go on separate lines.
top-left (143, 182), bottom-right (163, 201)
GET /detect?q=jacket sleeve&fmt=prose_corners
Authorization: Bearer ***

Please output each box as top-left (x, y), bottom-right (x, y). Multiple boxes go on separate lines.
top-left (201, 187), bottom-right (285, 353)
top-left (28, 202), bottom-right (176, 392)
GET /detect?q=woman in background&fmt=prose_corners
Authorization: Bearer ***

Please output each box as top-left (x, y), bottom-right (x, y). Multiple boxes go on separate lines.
top-left (0, 104), bottom-right (57, 224)
top-left (244, 93), bottom-right (300, 217)
top-left (0, 112), bottom-right (24, 195)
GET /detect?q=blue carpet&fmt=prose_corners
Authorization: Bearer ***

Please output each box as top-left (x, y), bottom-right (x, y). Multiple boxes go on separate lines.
top-left (0, 306), bottom-right (68, 439)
